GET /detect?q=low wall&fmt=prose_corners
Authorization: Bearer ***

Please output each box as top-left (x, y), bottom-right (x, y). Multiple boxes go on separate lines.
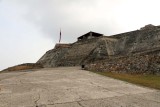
top-left (85, 51), bottom-right (160, 74)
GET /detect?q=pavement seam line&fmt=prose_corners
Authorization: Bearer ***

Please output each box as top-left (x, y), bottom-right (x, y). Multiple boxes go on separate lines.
top-left (34, 93), bottom-right (41, 107)
top-left (77, 101), bottom-right (85, 107)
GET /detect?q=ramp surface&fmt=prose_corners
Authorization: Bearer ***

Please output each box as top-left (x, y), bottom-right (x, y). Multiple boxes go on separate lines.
top-left (0, 67), bottom-right (160, 107)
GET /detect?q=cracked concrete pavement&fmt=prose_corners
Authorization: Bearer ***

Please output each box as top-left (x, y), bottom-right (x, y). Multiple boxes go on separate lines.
top-left (0, 67), bottom-right (160, 107)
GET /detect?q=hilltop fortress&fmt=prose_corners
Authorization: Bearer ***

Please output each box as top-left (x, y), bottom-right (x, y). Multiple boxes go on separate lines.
top-left (37, 24), bottom-right (160, 74)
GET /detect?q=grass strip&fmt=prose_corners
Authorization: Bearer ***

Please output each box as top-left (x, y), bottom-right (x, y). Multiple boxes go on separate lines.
top-left (91, 71), bottom-right (160, 90)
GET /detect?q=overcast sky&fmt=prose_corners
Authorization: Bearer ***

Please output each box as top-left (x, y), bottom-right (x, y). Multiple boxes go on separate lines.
top-left (1, 0), bottom-right (160, 70)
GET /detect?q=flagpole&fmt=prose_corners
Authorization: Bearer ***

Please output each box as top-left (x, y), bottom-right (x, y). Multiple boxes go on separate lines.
top-left (59, 28), bottom-right (61, 43)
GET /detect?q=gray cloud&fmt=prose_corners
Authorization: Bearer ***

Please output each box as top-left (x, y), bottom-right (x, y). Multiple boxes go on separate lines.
top-left (3, 0), bottom-right (160, 44)
top-left (11, 0), bottom-right (117, 43)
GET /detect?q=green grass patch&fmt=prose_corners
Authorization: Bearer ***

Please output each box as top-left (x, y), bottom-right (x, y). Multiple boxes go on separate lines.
top-left (91, 71), bottom-right (160, 90)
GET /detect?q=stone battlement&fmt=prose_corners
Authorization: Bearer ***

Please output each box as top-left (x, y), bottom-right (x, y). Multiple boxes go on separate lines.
top-left (54, 43), bottom-right (71, 49)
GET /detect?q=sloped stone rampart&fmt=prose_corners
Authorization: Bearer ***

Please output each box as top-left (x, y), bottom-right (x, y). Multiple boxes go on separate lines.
top-left (37, 25), bottom-right (160, 74)
top-left (37, 47), bottom-right (69, 67)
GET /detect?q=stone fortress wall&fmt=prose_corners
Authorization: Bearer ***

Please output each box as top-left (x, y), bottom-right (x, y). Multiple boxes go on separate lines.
top-left (37, 24), bottom-right (160, 74)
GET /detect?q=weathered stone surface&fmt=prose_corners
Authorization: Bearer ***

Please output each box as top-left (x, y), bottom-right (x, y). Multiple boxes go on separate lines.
top-left (37, 38), bottom-right (102, 67)
top-left (85, 51), bottom-right (160, 74)
top-left (37, 47), bottom-right (69, 67)
top-left (37, 25), bottom-right (160, 74)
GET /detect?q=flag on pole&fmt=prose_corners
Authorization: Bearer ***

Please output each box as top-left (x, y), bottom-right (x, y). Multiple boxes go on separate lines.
top-left (59, 29), bottom-right (61, 43)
